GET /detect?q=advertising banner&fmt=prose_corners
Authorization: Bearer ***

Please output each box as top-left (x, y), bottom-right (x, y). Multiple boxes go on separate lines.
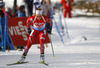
top-left (8, 17), bottom-right (50, 46)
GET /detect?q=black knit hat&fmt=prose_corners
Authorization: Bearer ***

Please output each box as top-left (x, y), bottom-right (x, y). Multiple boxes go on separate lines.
top-left (0, 0), bottom-right (5, 8)
top-left (19, 5), bottom-right (25, 11)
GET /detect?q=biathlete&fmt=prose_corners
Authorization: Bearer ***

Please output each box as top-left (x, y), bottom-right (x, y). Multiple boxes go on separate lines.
top-left (18, 8), bottom-right (51, 64)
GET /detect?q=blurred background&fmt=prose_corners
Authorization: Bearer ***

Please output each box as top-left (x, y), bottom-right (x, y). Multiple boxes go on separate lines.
top-left (3, 0), bottom-right (100, 16)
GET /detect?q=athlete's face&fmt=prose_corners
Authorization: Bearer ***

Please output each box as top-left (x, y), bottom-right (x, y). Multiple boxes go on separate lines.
top-left (36, 10), bottom-right (43, 20)
top-left (37, 14), bottom-right (42, 16)
top-left (37, 14), bottom-right (42, 20)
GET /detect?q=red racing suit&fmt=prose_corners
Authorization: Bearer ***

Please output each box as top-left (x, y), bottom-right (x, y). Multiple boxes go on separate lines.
top-left (24, 15), bottom-right (50, 55)
top-left (61, 0), bottom-right (74, 18)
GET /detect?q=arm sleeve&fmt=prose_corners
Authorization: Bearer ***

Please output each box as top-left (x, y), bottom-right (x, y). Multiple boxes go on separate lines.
top-left (71, 0), bottom-right (74, 2)
top-left (44, 16), bottom-right (50, 23)
top-left (26, 16), bottom-right (35, 28)
top-left (61, 0), bottom-right (66, 4)
top-left (26, 18), bottom-right (31, 29)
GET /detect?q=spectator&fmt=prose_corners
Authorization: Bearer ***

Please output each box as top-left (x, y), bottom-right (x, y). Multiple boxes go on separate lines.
top-left (61, 0), bottom-right (74, 18)
top-left (0, 0), bottom-right (5, 51)
top-left (45, 0), bottom-right (55, 34)
top-left (17, 5), bottom-right (26, 17)
top-left (23, 0), bottom-right (33, 17)
top-left (42, 0), bottom-right (48, 16)
top-left (5, 8), bottom-right (13, 17)
top-left (0, 0), bottom-right (5, 18)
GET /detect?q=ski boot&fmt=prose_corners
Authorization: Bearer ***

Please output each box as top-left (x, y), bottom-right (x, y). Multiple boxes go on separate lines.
top-left (17, 54), bottom-right (26, 63)
top-left (40, 54), bottom-right (45, 64)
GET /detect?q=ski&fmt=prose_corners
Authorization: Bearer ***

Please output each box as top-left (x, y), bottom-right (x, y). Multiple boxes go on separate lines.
top-left (6, 61), bottom-right (49, 66)
top-left (39, 62), bottom-right (49, 66)
top-left (6, 61), bottom-right (29, 66)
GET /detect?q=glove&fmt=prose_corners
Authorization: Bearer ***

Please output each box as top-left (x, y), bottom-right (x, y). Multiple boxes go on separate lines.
top-left (33, 2), bottom-right (39, 5)
top-left (47, 29), bottom-right (51, 34)
top-left (28, 28), bottom-right (31, 34)
top-left (0, 10), bottom-right (4, 17)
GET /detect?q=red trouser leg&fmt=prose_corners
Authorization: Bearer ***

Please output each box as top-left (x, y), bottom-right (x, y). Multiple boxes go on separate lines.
top-left (23, 36), bottom-right (33, 56)
top-left (39, 30), bottom-right (46, 54)
top-left (26, 30), bottom-right (36, 49)
top-left (64, 9), bottom-right (67, 18)
top-left (23, 30), bottom-right (36, 55)
top-left (68, 7), bottom-right (72, 18)
top-left (23, 29), bottom-right (46, 55)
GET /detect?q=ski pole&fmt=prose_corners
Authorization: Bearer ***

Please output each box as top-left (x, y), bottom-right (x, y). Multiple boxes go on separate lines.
top-left (60, 5), bottom-right (70, 39)
top-left (49, 34), bottom-right (55, 57)
top-left (50, 4), bottom-right (64, 43)
top-left (56, 2), bottom-right (64, 35)
top-left (53, 17), bottom-right (64, 43)
top-left (45, 43), bottom-right (48, 48)
top-left (98, 17), bottom-right (100, 36)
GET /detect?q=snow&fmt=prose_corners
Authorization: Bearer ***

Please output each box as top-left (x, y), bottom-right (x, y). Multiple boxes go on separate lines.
top-left (0, 11), bottom-right (100, 67)
top-left (1, 1), bottom-right (100, 67)
top-left (3, 0), bottom-right (96, 8)
top-left (3, 0), bottom-right (24, 8)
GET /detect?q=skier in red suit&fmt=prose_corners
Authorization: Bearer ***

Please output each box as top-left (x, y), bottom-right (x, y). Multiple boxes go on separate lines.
top-left (61, 0), bottom-right (74, 18)
top-left (18, 8), bottom-right (51, 64)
